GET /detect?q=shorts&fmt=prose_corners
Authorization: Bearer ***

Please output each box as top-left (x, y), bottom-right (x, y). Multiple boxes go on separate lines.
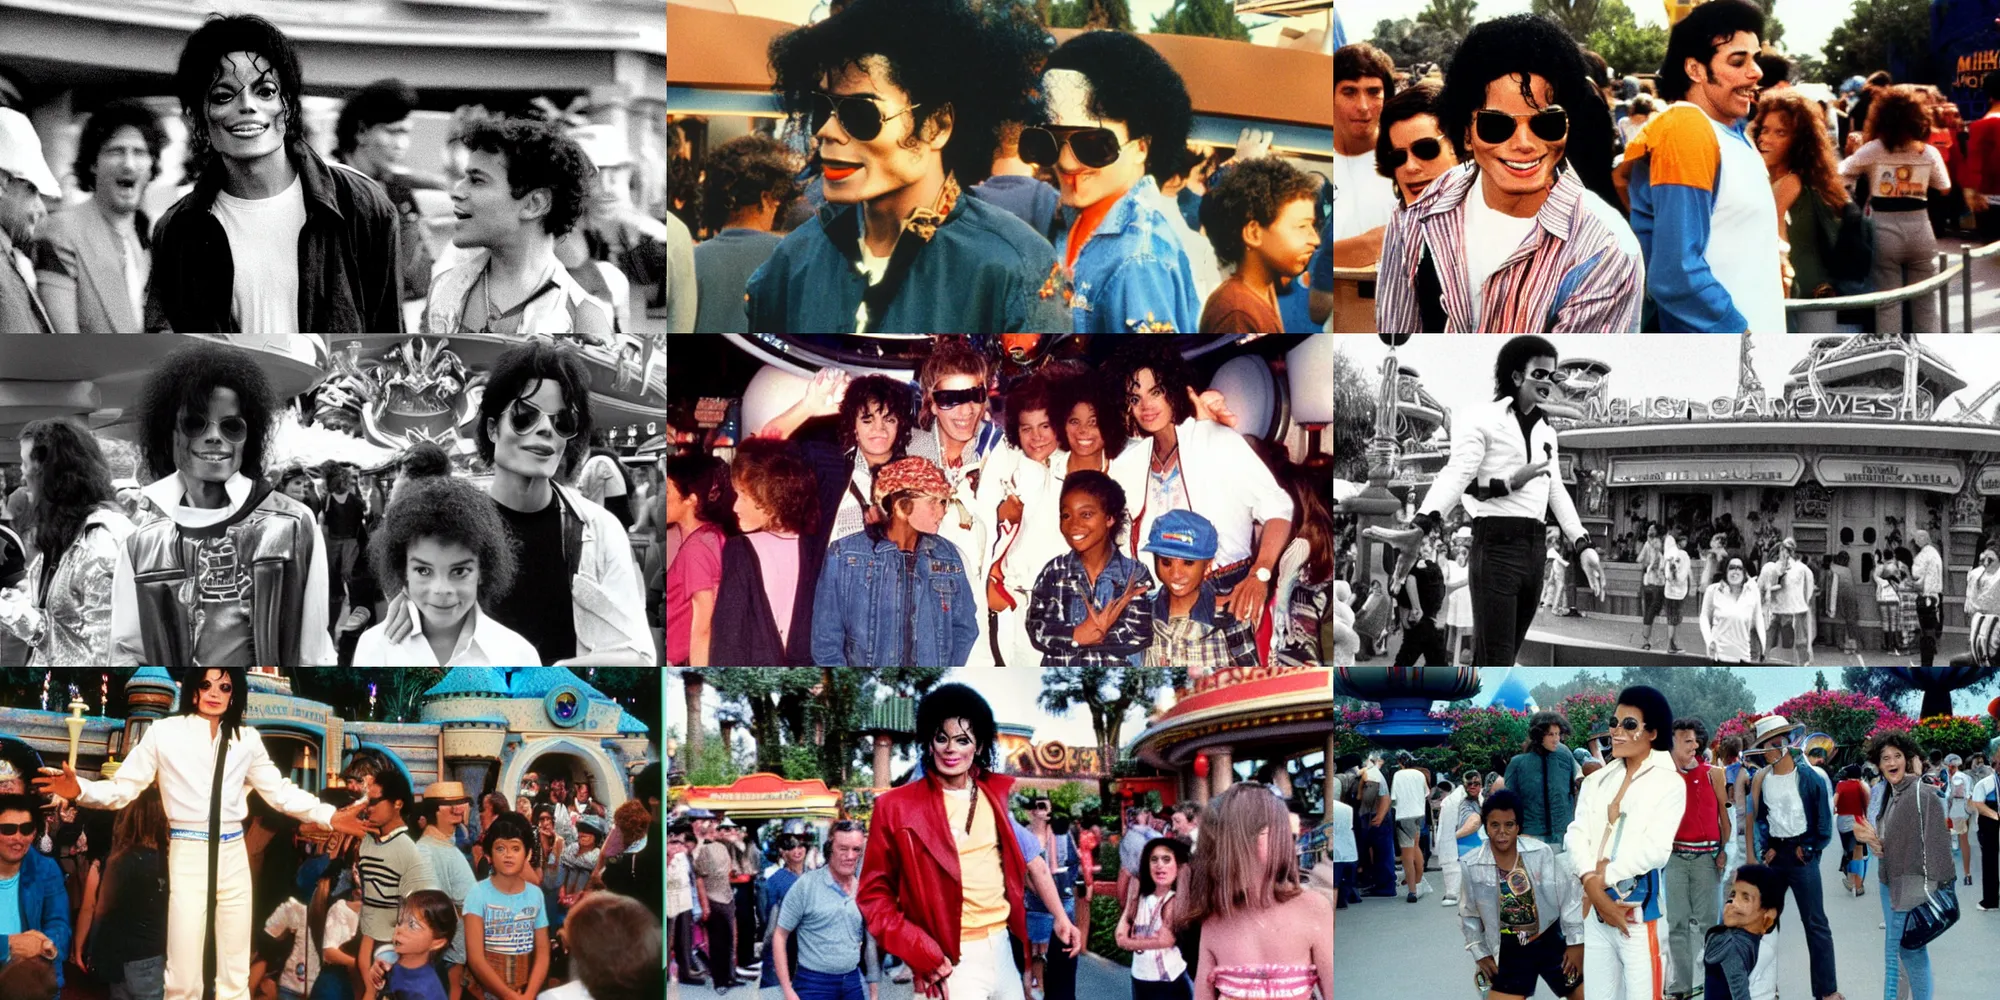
top-left (1949, 815), bottom-right (1968, 835)
top-left (1641, 585), bottom-right (1665, 625)
top-left (1492, 926), bottom-right (1580, 998)
top-left (1396, 818), bottom-right (1422, 849)
top-left (1027, 909), bottom-right (1054, 945)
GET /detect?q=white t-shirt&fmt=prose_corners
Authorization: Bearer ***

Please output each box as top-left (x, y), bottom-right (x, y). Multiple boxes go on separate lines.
top-left (323, 899), bottom-right (360, 963)
top-left (210, 177), bottom-right (307, 334)
top-left (1332, 150), bottom-right (1397, 244)
top-left (1838, 139), bottom-right (1951, 205)
top-left (264, 897), bottom-right (317, 996)
top-left (1331, 800), bottom-right (1357, 863)
top-left (1391, 767), bottom-right (1429, 820)
top-left (1973, 773), bottom-right (1998, 812)
top-left (1762, 767), bottom-right (1807, 838)
top-left (1460, 184), bottom-right (1540, 329)
top-left (1947, 771), bottom-right (1970, 818)
top-left (855, 238), bottom-right (890, 331)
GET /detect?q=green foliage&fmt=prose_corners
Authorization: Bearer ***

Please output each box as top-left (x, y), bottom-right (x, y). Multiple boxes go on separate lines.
top-left (1620, 667), bottom-right (1757, 736)
top-left (1090, 893), bottom-right (1133, 967)
top-left (1040, 667), bottom-right (1183, 803)
top-left (1417, 0), bottom-right (1478, 37)
top-left (1559, 691), bottom-right (1617, 746)
top-left (1048, 780), bottom-right (1091, 818)
top-left (1823, 0), bottom-right (1933, 91)
top-left (1150, 0), bottom-right (1249, 41)
top-left (1332, 345), bottom-right (1377, 483)
top-left (684, 729), bottom-right (742, 787)
top-left (1529, 671), bottom-right (1616, 713)
top-left (778, 744), bottom-right (821, 781)
top-left (1583, 0), bottom-right (1667, 79)
top-left (1530, 0), bottom-right (1604, 41)
top-left (1910, 715), bottom-right (1993, 765)
top-left (1441, 707), bottom-right (1532, 776)
top-left (1048, 0), bottom-right (1131, 30)
top-left (1367, 17), bottom-right (1462, 70)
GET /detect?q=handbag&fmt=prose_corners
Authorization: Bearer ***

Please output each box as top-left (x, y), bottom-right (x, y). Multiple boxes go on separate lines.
top-left (1899, 784), bottom-right (1961, 950)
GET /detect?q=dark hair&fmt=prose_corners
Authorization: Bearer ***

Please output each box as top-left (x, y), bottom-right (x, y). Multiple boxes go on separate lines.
top-left (767, 0), bottom-right (1050, 185)
top-left (369, 475), bottom-right (518, 604)
top-left (1867, 70), bottom-right (1892, 87)
top-left (1374, 81), bottom-right (1445, 181)
top-left (173, 14), bottom-right (306, 165)
top-left (1674, 718), bottom-right (1709, 751)
top-left (1111, 338), bottom-right (1198, 430)
top-left (1986, 70), bottom-right (2000, 102)
top-left (567, 892), bottom-right (663, 1000)
top-left (1615, 685), bottom-right (1675, 751)
top-left (699, 134), bottom-right (801, 233)
top-left (730, 438), bottom-right (819, 536)
top-left (837, 375), bottom-right (916, 456)
top-left (1525, 710), bottom-right (1570, 754)
top-left (1479, 788), bottom-right (1523, 825)
top-left (395, 887), bottom-right (459, 946)
top-left (1136, 835), bottom-right (1190, 897)
top-left (1050, 373), bottom-right (1128, 460)
top-left (0, 794), bottom-right (44, 834)
top-left (916, 682), bottom-right (998, 776)
top-left (177, 669), bottom-right (249, 742)
top-left (483, 810), bottom-right (535, 855)
top-left (18, 418), bottom-right (116, 570)
top-left (372, 766), bottom-right (415, 815)
top-left (459, 117), bottom-right (595, 236)
top-left (1754, 51), bottom-right (1791, 88)
top-left (135, 342), bottom-right (278, 482)
top-left (666, 453), bottom-right (734, 528)
top-left (399, 441), bottom-right (452, 481)
top-left (1492, 334), bottom-right (1559, 401)
top-left (335, 78), bottom-right (418, 156)
top-left (1059, 470), bottom-right (1129, 540)
top-left (1335, 43), bottom-right (1398, 98)
top-left (1864, 729), bottom-right (1921, 767)
top-left (72, 99), bottom-right (167, 193)
top-left (1437, 14), bottom-right (1618, 209)
top-left (0, 956), bottom-right (55, 1000)
top-left (1864, 84), bottom-right (1932, 151)
top-left (1200, 157), bottom-right (1320, 268)
top-left (1730, 863), bottom-right (1787, 921)
top-left (1003, 375), bottom-right (1055, 450)
top-left (1043, 30), bottom-right (1194, 184)
top-left (476, 340), bottom-right (594, 481)
top-left (1657, 0), bottom-right (1764, 103)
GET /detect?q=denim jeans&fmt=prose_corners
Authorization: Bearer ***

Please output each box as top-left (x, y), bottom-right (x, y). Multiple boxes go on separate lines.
top-left (107, 955), bottom-right (167, 1000)
top-left (1469, 517), bottom-right (1546, 666)
top-left (1880, 883), bottom-right (1932, 1000)
top-left (1770, 841), bottom-right (1838, 998)
top-left (792, 966), bottom-right (867, 1000)
top-left (1663, 850), bottom-right (1723, 993)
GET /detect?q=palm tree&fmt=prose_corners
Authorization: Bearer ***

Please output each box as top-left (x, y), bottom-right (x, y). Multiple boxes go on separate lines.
top-left (1417, 0), bottom-right (1478, 37)
top-left (680, 669), bottom-right (705, 764)
top-left (1531, 0), bottom-right (1603, 41)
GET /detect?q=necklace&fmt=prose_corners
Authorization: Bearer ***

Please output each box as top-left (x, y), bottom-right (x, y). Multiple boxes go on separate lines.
top-left (1151, 441), bottom-right (1179, 472)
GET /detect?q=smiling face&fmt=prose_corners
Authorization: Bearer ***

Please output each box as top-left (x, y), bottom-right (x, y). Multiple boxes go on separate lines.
top-left (1016, 408), bottom-right (1057, 463)
top-left (489, 378), bottom-right (571, 482)
top-left (929, 373), bottom-right (985, 446)
top-left (1154, 554), bottom-right (1211, 600)
top-left (405, 536), bottom-right (480, 635)
top-left (1387, 113), bottom-right (1456, 204)
top-left (203, 51), bottom-right (287, 163)
top-left (451, 148), bottom-right (542, 249)
top-left (815, 57), bottom-right (943, 206)
top-left (929, 718), bottom-right (978, 779)
top-left (175, 387), bottom-right (244, 484)
top-left (1610, 705), bottom-right (1652, 760)
top-left (1673, 727), bottom-right (1700, 768)
top-left (1687, 31), bottom-right (1763, 124)
top-left (1064, 401), bottom-right (1106, 458)
top-left (93, 124), bottom-right (154, 216)
top-left (1468, 74), bottom-right (1565, 210)
top-left (852, 402), bottom-right (900, 461)
top-left (1060, 489), bottom-right (1113, 555)
top-left (1127, 367), bottom-right (1175, 436)
top-left (0, 810), bottom-right (33, 867)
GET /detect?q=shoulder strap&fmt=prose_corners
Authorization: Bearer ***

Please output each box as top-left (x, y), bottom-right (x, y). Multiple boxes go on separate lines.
top-left (202, 722), bottom-right (230, 1000)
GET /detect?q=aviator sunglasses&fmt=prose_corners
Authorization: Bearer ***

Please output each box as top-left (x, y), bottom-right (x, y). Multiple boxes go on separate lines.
top-left (1018, 125), bottom-right (1126, 169)
top-left (1381, 136), bottom-right (1447, 170)
top-left (809, 91), bottom-right (924, 142)
top-left (508, 398), bottom-right (579, 439)
top-left (1473, 105), bottom-right (1569, 146)
top-left (179, 412), bottom-right (250, 443)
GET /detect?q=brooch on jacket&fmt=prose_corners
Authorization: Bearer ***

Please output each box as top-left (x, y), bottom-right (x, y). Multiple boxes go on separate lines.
top-left (904, 175), bottom-right (962, 244)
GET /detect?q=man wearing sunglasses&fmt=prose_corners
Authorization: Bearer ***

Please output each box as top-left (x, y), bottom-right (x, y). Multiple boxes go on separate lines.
top-left (0, 795), bottom-right (67, 990)
top-left (746, 0), bottom-right (1066, 333)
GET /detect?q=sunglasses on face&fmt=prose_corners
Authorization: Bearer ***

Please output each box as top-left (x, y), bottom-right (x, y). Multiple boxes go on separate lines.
top-left (1525, 368), bottom-right (1570, 384)
top-left (508, 398), bottom-right (579, 439)
top-left (1473, 106), bottom-right (1569, 146)
top-left (930, 386), bottom-right (985, 410)
top-left (1610, 717), bottom-right (1644, 733)
top-left (810, 92), bottom-right (923, 142)
top-left (198, 679), bottom-right (232, 694)
top-left (0, 823), bottom-right (34, 836)
top-left (179, 412), bottom-right (250, 443)
top-left (1018, 126), bottom-right (1126, 169)
top-left (1382, 136), bottom-right (1447, 170)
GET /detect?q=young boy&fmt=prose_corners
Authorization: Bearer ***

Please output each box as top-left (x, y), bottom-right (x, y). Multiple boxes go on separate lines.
top-left (1457, 790), bottom-right (1584, 1000)
top-left (1704, 864), bottom-right (1784, 1000)
top-left (353, 476), bottom-right (539, 666)
top-left (810, 456), bottom-right (978, 666)
top-left (463, 813), bottom-right (549, 1000)
top-left (1140, 508), bottom-right (1257, 669)
top-left (1197, 158), bottom-right (1323, 333)
top-left (381, 890), bottom-right (457, 1000)
top-left (423, 116), bottom-right (612, 335)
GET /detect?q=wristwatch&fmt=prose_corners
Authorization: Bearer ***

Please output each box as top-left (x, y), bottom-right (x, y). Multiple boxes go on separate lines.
top-left (1254, 566), bottom-right (1272, 583)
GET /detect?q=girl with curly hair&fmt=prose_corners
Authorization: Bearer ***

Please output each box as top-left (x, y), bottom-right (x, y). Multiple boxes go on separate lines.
top-left (353, 475), bottom-right (534, 665)
top-left (0, 418), bottom-right (134, 665)
top-left (1753, 90), bottom-right (1852, 321)
top-left (1840, 83), bottom-right (1952, 333)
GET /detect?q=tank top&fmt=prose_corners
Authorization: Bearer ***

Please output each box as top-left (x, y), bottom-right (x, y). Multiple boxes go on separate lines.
top-left (1130, 890), bottom-right (1187, 982)
top-left (1674, 764), bottom-right (1722, 851)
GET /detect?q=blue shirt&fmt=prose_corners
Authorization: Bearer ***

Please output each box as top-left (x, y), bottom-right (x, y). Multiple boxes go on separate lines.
top-left (462, 878), bottom-right (547, 958)
top-left (775, 865), bottom-right (880, 979)
top-left (383, 960), bottom-right (450, 1000)
top-left (968, 174), bottom-right (1061, 243)
top-left (0, 874), bottom-right (18, 937)
top-left (1056, 176), bottom-right (1202, 332)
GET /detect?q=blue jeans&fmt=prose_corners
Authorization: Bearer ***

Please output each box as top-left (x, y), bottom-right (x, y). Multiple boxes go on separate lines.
top-left (1026, 910), bottom-right (1055, 945)
top-left (1880, 884), bottom-right (1932, 1000)
top-left (107, 955), bottom-right (166, 1000)
top-left (1770, 840), bottom-right (1837, 998)
top-left (793, 966), bottom-right (867, 1000)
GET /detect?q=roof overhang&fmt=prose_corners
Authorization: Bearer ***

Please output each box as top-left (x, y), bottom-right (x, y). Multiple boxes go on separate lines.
top-left (1558, 421), bottom-right (2000, 452)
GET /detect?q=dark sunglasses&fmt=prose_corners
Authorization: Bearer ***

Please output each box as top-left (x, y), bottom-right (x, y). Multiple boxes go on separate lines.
top-left (1473, 106), bottom-right (1569, 146)
top-left (1031, 801), bottom-right (1052, 810)
top-left (930, 385), bottom-right (985, 410)
top-left (1610, 717), bottom-right (1645, 732)
top-left (198, 678), bottom-right (233, 693)
top-left (810, 92), bottom-right (923, 142)
top-left (1382, 136), bottom-right (1447, 170)
top-left (1525, 367), bottom-right (1570, 383)
top-left (179, 412), bottom-right (250, 443)
top-left (508, 398), bottom-right (579, 439)
top-left (0, 823), bottom-right (34, 836)
top-left (1018, 126), bottom-right (1125, 169)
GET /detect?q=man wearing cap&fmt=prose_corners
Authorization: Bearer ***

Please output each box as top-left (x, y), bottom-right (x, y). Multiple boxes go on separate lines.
top-left (693, 812), bottom-right (741, 990)
top-left (1141, 508), bottom-right (1258, 670)
top-left (1745, 715), bottom-right (1839, 1000)
top-left (414, 781), bottom-right (476, 1000)
top-left (0, 106), bottom-right (58, 332)
top-left (811, 455), bottom-right (978, 667)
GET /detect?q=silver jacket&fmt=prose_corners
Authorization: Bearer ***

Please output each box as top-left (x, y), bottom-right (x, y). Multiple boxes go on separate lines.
top-left (1458, 836), bottom-right (1585, 961)
top-left (0, 507), bottom-right (136, 665)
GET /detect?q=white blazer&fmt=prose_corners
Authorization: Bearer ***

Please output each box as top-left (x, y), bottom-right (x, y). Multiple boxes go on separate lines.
top-left (1419, 398), bottom-right (1586, 540)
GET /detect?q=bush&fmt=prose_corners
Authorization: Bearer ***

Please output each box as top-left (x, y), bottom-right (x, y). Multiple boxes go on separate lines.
top-left (1771, 690), bottom-right (1916, 749)
top-left (1558, 692), bottom-right (1618, 748)
top-left (1910, 715), bottom-right (1992, 765)
top-left (1089, 892), bottom-right (1132, 967)
top-left (1437, 707), bottom-right (1532, 777)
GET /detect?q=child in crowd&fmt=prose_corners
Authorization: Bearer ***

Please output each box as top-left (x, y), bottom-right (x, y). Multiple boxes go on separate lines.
top-left (464, 813), bottom-right (550, 1000)
top-left (713, 438), bottom-right (820, 666)
top-left (382, 890), bottom-right (458, 1000)
top-left (811, 457), bottom-right (978, 666)
top-left (1141, 509), bottom-right (1258, 669)
top-left (354, 477), bottom-right (538, 666)
top-left (1026, 471), bottom-right (1154, 666)
top-left (1704, 864), bottom-right (1783, 1000)
top-left (1197, 159), bottom-right (1323, 333)
top-left (1455, 790), bottom-right (1582, 1000)
top-left (1116, 836), bottom-right (1193, 1000)
top-left (1178, 783), bottom-right (1334, 1000)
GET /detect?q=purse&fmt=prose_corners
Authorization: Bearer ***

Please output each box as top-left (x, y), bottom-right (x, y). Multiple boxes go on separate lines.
top-left (1899, 784), bottom-right (1960, 950)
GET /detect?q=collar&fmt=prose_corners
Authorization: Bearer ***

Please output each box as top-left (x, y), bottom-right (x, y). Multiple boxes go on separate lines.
top-left (1494, 397), bottom-right (1547, 426)
top-left (1420, 160), bottom-right (1585, 244)
top-left (818, 172), bottom-right (964, 255)
top-left (1080, 175), bottom-right (1166, 242)
top-left (188, 139), bottom-right (347, 222)
top-left (398, 601), bottom-right (492, 663)
top-left (1152, 578), bottom-right (1223, 626)
top-left (140, 472), bottom-right (257, 529)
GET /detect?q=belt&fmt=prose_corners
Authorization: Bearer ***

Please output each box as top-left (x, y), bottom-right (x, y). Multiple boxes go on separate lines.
top-left (1473, 516), bottom-right (1545, 538)
top-left (170, 827), bottom-right (244, 843)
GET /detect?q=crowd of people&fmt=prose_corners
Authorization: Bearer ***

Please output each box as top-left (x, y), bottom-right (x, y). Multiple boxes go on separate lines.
top-left (0, 337), bottom-right (660, 667)
top-left (1330, 690), bottom-right (1989, 1000)
top-left (664, 338), bottom-right (1335, 667)
top-left (0, 12), bottom-right (666, 335)
top-left (661, 0), bottom-right (1336, 334)
top-left (0, 668), bottom-right (662, 1000)
top-left (663, 683), bottom-right (1336, 1000)
top-left (1334, 0), bottom-right (2000, 333)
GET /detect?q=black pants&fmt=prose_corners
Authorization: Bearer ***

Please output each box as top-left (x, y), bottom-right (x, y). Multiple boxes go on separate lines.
top-left (672, 910), bottom-right (703, 982)
top-left (1980, 812), bottom-right (1998, 909)
top-left (1470, 517), bottom-right (1547, 666)
top-left (1393, 616), bottom-right (1449, 666)
top-left (1918, 596), bottom-right (1942, 666)
top-left (705, 897), bottom-right (739, 986)
top-left (734, 880), bottom-right (760, 966)
top-left (1131, 974), bottom-right (1193, 1000)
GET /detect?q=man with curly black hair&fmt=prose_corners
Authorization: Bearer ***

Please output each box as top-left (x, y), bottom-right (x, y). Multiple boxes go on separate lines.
top-left (747, 0), bottom-right (1067, 332)
top-left (424, 116), bottom-right (611, 335)
top-left (1198, 158), bottom-right (1322, 332)
top-left (693, 134), bottom-right (800, 332)
top-left (109, 341), bottom-right (337, 666)
top-left (1034, 30), bottom-right (1203, 332)
top-left (333, 78), bottom-right (438, 303)
top-left (31, 98), bottom-right (164, 331)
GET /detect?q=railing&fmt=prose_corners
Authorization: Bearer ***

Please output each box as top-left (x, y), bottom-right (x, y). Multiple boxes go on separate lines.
top-left (1785, 236), bottom-right (2000, 331)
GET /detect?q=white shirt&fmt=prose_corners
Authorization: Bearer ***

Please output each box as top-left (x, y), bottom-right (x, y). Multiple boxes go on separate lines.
top-left (1436, 787), bottom-right (1467, 861)
top-left (1332, 150), bottom-right (1397, 245)
top-left (1460, 185), bottom-right (1541, 329)
top-left (1762, 766), bottom-right (1807, 838)
top-left (1767, 560), bottom-right (1813, 615)
top-left (352, 602), bottom-right (542, 666)
top-left (1701, 582), bottom-right (1765, 662)
top-left (1391, 767), bottom-right (1429, 820)
top-left (1972, 773), bottom-right (1998, 812)
top-left (210, 177), bottom-right (307, 334)
top-left (73, 714), bottom-right (336, 833)
top-left (1748, 928), bottom-right (1778, 1000)
top-left (1331, 800), bottom-right (1357, 863)
top-left (1913, 544), bottom-right (1944, 597)
top-left (1418, 398), bottom-right (1586, 541)
top-left (1946, 770), bottom-right (1970, 818)
top-left (1443, 558), bottom-right (1474, 627)
top-left (1565, 749), bottom-right (1686, 889)
top-left (1127, 418), bottom-right (1294, 569)
top-left (264, 897), bottom-right (317, 996)
top-left (1693, 106), bottom-right (1784, 334)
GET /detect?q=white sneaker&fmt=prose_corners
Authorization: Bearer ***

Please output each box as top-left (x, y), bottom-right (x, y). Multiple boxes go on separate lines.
top-left (1441, 895), bottom-right (1458, 906)
top-left (1417, 881), bottom-right (1433, 898)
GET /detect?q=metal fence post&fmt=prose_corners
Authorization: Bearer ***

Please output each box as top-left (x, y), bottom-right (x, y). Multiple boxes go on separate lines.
top-left (1939, 252), bottom-right (1950, 330)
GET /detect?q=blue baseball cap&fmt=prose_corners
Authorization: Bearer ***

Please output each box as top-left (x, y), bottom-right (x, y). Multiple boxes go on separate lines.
top-left (1143, 509), bottom-right (1218, 561)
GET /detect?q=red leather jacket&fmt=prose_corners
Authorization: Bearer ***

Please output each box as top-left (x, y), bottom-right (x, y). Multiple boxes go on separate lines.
top-left (858, 769), bottom-right (1030, 981)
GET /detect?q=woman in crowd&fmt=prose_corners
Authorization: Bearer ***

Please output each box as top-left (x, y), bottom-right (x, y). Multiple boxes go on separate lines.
top-left (84, 786), bottom-right (169, 1000)
top-left (1442, 537), bottom-right (1474, 667)
top-left (712, 438), bottom-right (820, 666)
top-left (1540, 526), bottom-right (1570, 616)
top-left (980, 374), bottom-right (1073, 668)
top-left (1755, 90), bottom-right (1853, 331)
top-left (0, 418), bottom-right (136, 665)
top-left (1701, 556), bottom-right (1765, 665)
top-left (1853, 729), bottom-right (1954, 1000)
top-left (753, 367), bottom-right (918, 570)
top-left (1116, 836), bottom-right (1192, 1000)
top-left (1964, 541), bottom-right (2000, 664)
top-left (1834, 763), bottom-right (1871, 897)
top-left (1840, 84), bottom-right (1952, 333)
top-left (1892, 546), bottom-right (1923, 655)
top-left (1876, 549), bottom-right (1908, 653)
top-left (1372, 81), bottom-right (1458, 208)
top-left (1272, 461), bottom-right (1336, 666)
top-left (1176, 783), bottom-right (1333, 1000)
top-left (664, 454), bottom-right (731, 667)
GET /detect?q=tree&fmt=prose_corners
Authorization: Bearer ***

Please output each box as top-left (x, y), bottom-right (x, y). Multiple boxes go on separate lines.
top-left (1531, 0), bottom-right (1604, 42)
top-left (1038, 667), bottom-right (1185, 804)
top-left (1746, 0), bottom-right (1784, 48)
top-left (1048, 0), bottom-right (1132, 30)
top-left (1584, 0), bottom-right (1667, 79)
top-left (291, 669), bottom-right (448, 722)
top-left (1822, 0), bottom-right (1932, 92)
top-left (1621, 667), bottom-right (1757, 734)
top-left (1417, 0), bottom-right (1478, 37)
top-left (685, 728), bottom-right (744, 787)
top-left (1528, 670), bottom-right (1617, 711)
top-left (1332, 342), bottom-right (1378, 483)
top-left (1367, 18), bottom-right (1462, 71)
top-left (1814, 670), bottom-right (1829, 692)
top-left (1151, 0), bottom-right (1249, 41)
top-left (681, 669), bottom-right (706, 765)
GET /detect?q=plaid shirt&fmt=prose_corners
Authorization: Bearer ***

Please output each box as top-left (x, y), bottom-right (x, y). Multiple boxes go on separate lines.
top-left (1142, 581), bottom-right (1259, 668)
top-left (1027, 549), bottom-right (1154, 665)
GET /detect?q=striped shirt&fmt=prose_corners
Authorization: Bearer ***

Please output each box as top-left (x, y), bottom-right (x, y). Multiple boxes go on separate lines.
top-left (357, 826), bottom-right (439, 943)
top-left (1375, 160), bottom-right (1645, 333)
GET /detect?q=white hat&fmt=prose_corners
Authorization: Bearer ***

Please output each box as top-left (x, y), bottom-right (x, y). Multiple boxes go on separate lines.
top-left (0, 108), bottom-right (60, 199)
top-left (1748, 715), bottom-right (1803, 747)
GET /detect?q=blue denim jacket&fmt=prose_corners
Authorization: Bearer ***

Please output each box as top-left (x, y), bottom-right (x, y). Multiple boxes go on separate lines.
top-left (811, 528), bottom-right (978, 666)
top-left (1055, 176), bottom-right (1202, 332)
top-left (14, 848), bottom-right (72, 988)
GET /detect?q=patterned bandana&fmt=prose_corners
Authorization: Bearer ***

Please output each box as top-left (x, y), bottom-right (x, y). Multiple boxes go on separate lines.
top-left (872, 456), bottom-right (951, 505)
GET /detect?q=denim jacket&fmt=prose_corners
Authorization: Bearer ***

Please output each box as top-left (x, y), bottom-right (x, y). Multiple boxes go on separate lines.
top-left (1055, 176), bottom-right (1202, 332)
top-left (811, 528), bottom-right (977, 666)
top-left (1457, 836), bottom-right (1581, 961)
top-left (13, 847), bottom-right (73, 988)
top-left (1751, 751), bottom-right (1834, 858)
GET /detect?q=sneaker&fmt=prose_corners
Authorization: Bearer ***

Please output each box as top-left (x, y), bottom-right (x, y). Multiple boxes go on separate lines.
top-left (1441, 895), bottom-right (1458, 906)
top-left (1966, 875), bottom-right (1975, 886)
top-left (1407, 892), bottom-right (1418, 902)
top-left (1977, 901), bottom-right (1998, 912)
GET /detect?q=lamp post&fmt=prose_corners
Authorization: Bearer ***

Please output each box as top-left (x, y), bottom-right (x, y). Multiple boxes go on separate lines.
top-left (1335, 334), bottom-right (1412, 603)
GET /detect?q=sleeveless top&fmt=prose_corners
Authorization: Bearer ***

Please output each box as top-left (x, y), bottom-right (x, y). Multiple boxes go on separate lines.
top-left (1211, 965), bottom-right (1316, 1000)
top-left (1674, 764), bottom-right (1722, 851)
top-left (1130, 890), bottom-right (1186, 982)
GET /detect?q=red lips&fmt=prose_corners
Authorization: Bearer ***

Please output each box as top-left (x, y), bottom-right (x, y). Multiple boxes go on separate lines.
top-left (825, 165), bottom-right (860, 181)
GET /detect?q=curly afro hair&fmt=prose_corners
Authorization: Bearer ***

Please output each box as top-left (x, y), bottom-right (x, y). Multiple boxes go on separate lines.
top-left (1436, 13), bottom-right (1619, 212)
top-left (1042, 30), bottom-right (1194, 184)
top-left (1109, 337), bottom-right (1198, 432)
top-left (1059, 469), bottom-right (1130, 539)
top-left (767, 0), bottom-right (1051, 186)
top-left (1002, 374), bottom-right (1054, 450)
top-left (1864, 84), bottom-right (1933, 151)
top-left (1200, 158), bottom-right (1321, 267)
top-left (837, 374), bottom-right (916, 455)
top-left (369, 475), bottom-right (518, 605)
top-left (476, 340), bottom-right (594, 482)
top-left (699, 134), bottom-right (802, 234)
top-left (134, 341), bottom-right (278, 483)
top-left (73, 98), bottom-right (167, 193)
top-left (459, 117), bottom-right (596, 236)
top-left (915, 682), bottom-right (999, 776)
top-left (1050, 371), bottom-right (1128, 459)
top-left (1864, 729), bottom-right (1921, 768)
top-left (173, 15), bottom-right (307, 164)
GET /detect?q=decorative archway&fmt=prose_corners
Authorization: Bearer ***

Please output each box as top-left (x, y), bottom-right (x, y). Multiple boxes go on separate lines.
top-left (348, 741), bottom-right (415, 793)
top-left (498, 736), bottom-right (628, 813)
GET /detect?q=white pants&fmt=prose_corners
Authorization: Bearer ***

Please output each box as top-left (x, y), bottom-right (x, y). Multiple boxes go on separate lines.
top-left (1581, 912), bottom-right (1665, 1000)
top-left (1441, 856), bottom-right (1463, 900)
top-left (951, 930), bottom-right (1026, 1000)
top-left (167, 835), bottom-right (253, 1000)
